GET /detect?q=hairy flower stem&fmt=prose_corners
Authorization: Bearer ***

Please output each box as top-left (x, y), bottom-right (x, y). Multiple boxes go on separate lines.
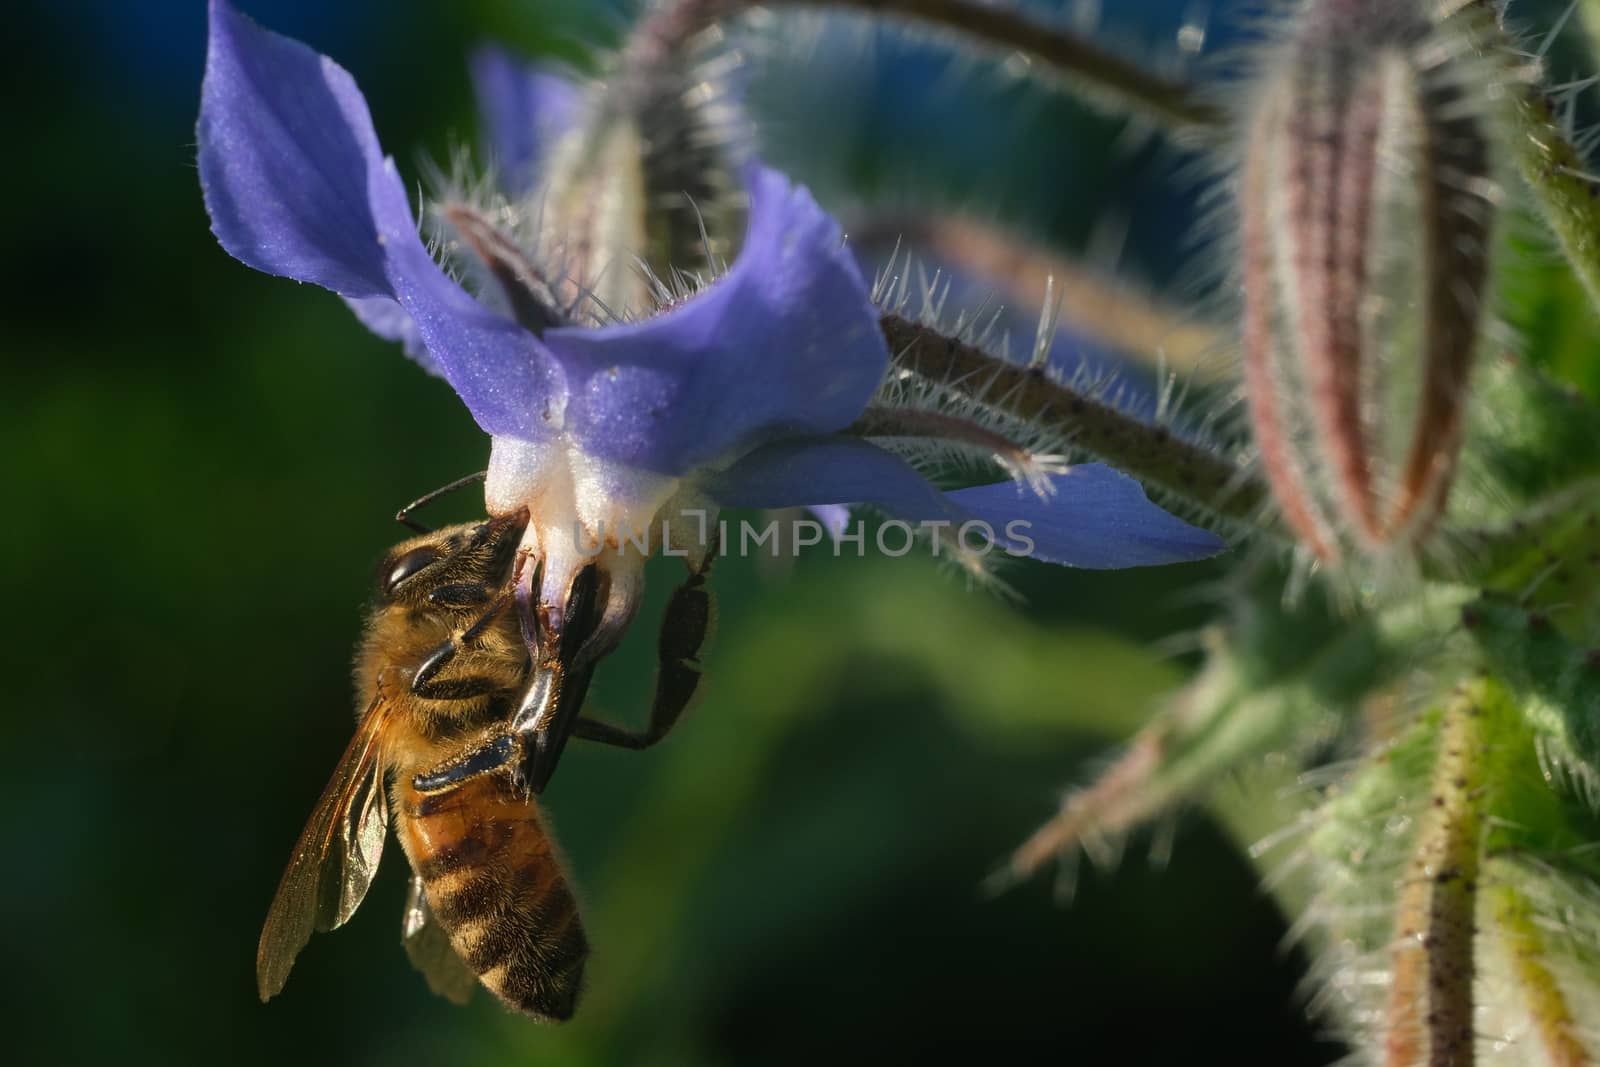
top-left (772, 0), bottom-right (1223, 131)
top-left (879, 314), bottom-right (1266, 525)
top-left (1002, 730), bottom-right (1163, 885)
top-left (1384, 685), bottom-right (1487, 1067)
top-left (1006, 586), bottom-right (1473, 888)
top-left (636, 0), bottom-right (1222, 133)
top-left (856, 215), bottom-right (1227, 377)
top-left (1487, 882), bottom-right (1590, 1067)
top-left (1454, 1), bottom-right (1600, 313)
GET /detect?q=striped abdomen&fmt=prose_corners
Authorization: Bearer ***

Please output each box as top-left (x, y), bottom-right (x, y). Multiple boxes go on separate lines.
top-left (397, 772), bottom-right (587, 1019)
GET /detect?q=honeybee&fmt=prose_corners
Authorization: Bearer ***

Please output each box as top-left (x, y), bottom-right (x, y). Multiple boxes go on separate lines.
top-left (258, 475), bottom-right (718, 1019)
top-left (256, 508), bottom-right (588, 1019)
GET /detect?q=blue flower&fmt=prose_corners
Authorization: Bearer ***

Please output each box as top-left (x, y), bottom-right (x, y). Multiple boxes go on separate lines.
top-left (197, 0), bottom-right (1225, 653)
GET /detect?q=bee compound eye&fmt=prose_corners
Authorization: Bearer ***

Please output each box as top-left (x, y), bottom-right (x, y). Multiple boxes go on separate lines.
top-left (383, 545), bottom-right (444, 595)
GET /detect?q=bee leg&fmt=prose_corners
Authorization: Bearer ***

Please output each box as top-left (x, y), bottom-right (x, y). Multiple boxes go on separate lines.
top-left (512, 566), bottom-right (604, 795)
top-left (409, 650), bottom-right (511, 699)
top-left (412, 733), bottom-right (519, 793)
top-left (408, 585), bottom-right (523, 701)
top-left (407, 554), bottom-right (536, 794)
top-left (571, 563), bottom-right (714, 751)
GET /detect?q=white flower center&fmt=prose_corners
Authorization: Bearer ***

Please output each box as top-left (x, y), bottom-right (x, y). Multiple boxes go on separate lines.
top-left (484, 434), bottom-right (689, 663)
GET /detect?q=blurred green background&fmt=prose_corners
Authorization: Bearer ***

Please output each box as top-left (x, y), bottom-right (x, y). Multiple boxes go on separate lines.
top-left (3, 1), bottom-right (1343, 1062)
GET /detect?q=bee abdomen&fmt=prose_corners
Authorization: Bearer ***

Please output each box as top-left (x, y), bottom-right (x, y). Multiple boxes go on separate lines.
top-left (400, 774), bottom-right (587, 1020)
top-left (473, 896), bottom-right (588, 1019)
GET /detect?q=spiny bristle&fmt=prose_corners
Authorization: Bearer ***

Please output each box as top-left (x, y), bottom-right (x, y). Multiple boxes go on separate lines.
top-left (933, 527), bottom-right (1024, 599)
top-left (633, 37), bottom-right (750, 275)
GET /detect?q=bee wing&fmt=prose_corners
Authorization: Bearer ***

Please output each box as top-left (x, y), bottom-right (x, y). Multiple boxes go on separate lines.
top-left (402, 875), bottom-right (477, 1005)
top-left (256, 697), bottom-right (395, 1001)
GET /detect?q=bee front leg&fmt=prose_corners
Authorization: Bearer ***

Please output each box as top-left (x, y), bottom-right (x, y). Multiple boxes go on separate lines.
top-left (571, 564), bottom-right (713, 752)
top-left (411, 732), bottom-right (519, 794)
top-left (409, 643), bottom-right (514, 701)
top-left (499, 563), bottom-right (609, 796)
top-left (405, 580), bottom-right (529, 792)
top-left (408, 581), bottom-right (525, 701)
top-left (508, 661), bottom-right (598, 796)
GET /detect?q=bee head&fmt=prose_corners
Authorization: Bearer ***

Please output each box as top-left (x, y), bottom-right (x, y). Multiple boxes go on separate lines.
top-left (376, 508), bottom-right (531, 607)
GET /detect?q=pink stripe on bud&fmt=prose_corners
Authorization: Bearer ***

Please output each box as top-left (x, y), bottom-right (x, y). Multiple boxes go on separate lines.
top-left (1239, 0), bottom-right (1492, 563)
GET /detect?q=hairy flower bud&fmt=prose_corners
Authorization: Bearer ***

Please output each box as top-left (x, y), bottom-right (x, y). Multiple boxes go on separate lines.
top-left (1240, 0), bottom-right (1494, 564)
top-left (536, 4), bottom-right (748, 322)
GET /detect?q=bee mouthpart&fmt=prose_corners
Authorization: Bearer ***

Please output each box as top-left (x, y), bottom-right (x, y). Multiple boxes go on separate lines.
top-left (477, 506), bottom-right (532, 544)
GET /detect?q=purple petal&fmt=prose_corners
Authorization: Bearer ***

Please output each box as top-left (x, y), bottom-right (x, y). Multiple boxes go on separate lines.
top-left (343, 295), bottom-right (437, 373)
top-left (540, 167), bottom-right (888, 473)
top-left (198, 0), bottom-right (394, 297)
top-left (375, 189), bottom-right (566, 439)
top-left (198, 0), bottom-right (563, 439)
top-left (808, 504), bottom-right (852, 543)
top-left (469, 47), bottom-right (583, 194)
top-left (943, 466), bottom-right (1228, 568)
top-left (708, 438), bottom-right (949, 514)
top-left (707, 438), bottom-right (1226, 569)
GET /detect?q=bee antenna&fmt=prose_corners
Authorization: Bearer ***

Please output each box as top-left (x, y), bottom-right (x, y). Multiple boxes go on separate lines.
top-left (395, 471), bottom-right (489, 533)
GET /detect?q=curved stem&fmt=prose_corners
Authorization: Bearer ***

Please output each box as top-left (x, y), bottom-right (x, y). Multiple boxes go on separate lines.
top-left (1384, 684), bottom-right (1488, 1067)
top-left (879, 313), bottom-right (1268, 525)
top-left (769, 0), bottom-right (1224, 132)
top-left (632, 0), bottom-right (1223, 134)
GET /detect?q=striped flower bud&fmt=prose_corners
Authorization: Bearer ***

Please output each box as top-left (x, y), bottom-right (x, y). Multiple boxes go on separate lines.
top-left (1240, 0), bottom-right (1494, 564)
